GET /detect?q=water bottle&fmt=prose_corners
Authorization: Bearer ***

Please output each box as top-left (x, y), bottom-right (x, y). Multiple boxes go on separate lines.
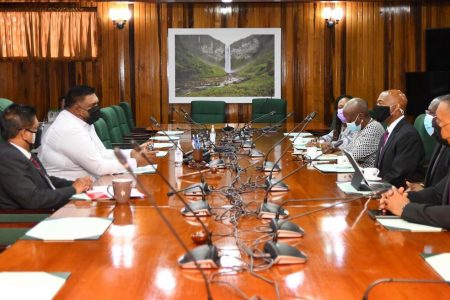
top-left (174, 141), bottom-right (183, 167)
top-left (210, 125), bottom-right (216, 144)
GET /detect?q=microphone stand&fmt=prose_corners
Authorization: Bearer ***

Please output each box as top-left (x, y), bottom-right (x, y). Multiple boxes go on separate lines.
top-left (260, 111), bottom-right (294, 134)
top-left (262, 111), bottom-right (317, 173)
top-left (233, 111), bottom-right (276, 144)
top-left (113, 148), bottom-right (217, 300)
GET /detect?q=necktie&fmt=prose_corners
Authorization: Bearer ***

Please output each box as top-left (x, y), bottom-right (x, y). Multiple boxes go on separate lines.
top-left (380, 131), bottom-right (389, 149)
top-left (30, 154), bottom-right (56, 190)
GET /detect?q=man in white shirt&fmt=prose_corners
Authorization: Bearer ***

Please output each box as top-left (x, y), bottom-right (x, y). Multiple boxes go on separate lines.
top-left (39, 85), bottom-right (148, 180)
top-left (0, 103), bottom-right (92, 209)
top-left (373, 89), bottom-right (424, 187)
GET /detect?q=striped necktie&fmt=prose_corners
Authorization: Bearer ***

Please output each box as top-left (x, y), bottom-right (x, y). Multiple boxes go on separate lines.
top-left (30, 154), bottom-right (56, 190)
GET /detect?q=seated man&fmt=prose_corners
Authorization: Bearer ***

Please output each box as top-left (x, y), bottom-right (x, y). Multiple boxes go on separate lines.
top-left (39, 85), bottom-right (148, 180)
top-left (0, 104), bottom-right (92, 210)
top-left (379, 97), bottom-right (450, 229)
top-left (407, 95), bottom-right (450, 191)
top-left (342, 98), bottom-right (385, 167)
top-left (374, 89), bottom-right (424, 187)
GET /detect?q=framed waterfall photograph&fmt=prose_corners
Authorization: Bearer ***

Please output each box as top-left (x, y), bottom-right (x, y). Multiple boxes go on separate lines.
top-left (168, 28), bottom-right (281, 104)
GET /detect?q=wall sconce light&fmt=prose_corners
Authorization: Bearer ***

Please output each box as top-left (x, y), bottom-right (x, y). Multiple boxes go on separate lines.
top-left (322, 7), bottom-right (343, 28)
top-left (109, 7), bottom-right (131, 29)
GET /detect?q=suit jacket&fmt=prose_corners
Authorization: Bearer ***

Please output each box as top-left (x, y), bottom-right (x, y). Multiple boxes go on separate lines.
top-left (424, 144), bottom-right (450, 188)
top-left (0, 141), bottom-right (75, 210)
top-left (403, 174), bottom-right (450, 229)
top-left (375, 118), bottom-right (425, 187)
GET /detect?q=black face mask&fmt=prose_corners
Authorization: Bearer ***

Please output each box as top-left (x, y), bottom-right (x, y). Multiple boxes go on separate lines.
top-left (432, 117), bottom-right (450, 147)
top-left (373, 105), bottom-right (391, 123)
top-left (33, 127), bottom-right (42, 149)
top-left (85, 106), bottom-right (101, 125)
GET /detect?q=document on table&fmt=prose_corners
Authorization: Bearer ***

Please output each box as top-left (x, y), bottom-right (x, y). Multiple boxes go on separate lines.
top-left (156, 151), bottom-right (168, 157)
top-left (157, 130), bottom-right (184, 135)
top-left (153, 142), bottom-right (175, 148)
top-left (71, 186), bottom-right (145, 201)
top-left (376, 218), bottom-right (444, 232)
top-left (150, 136), bottom-right (180, 141)
top-left (421, 253), bottom-right (450, 281)
top-left (133, 164), bottom-right (157, 174)
top-left (284, 132), bottom-right (313, 137)
top-left (0, 272), bottom-right (70, 300)
top-left (314, 164), bottom-right (354, 173)
top-left (23, 217), bottom-right (113, 241)
top-left (336, 182), bottom-right (374, 196)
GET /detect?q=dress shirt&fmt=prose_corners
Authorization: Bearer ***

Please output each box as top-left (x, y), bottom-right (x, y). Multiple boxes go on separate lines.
top-left (38, 110), bottom-right (137, 180)
top-left (384, 115), bottom-right (404, 144)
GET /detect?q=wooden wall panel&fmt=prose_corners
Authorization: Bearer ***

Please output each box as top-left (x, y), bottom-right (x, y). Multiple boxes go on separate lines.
top-left (1, 1), bottom-right (450, 126)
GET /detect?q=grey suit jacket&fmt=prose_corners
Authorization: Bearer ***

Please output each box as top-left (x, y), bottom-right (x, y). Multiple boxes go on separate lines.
top-left (0, 141), bottom-right (75, 209)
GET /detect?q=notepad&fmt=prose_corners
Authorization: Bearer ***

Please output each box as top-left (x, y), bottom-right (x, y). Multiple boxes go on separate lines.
top-left (336, 182), bottom-right (374, 196)
top-left (71, 186), bottom-right (145, 201)
top-left (376, 218), bottom-right (443, 232)
top-left (314, 164), bottom-right (354, 173)
top-left (150, 136), bottom-right (180, 141)
top-left (422, 253), bottom-right (450, 281)
top-left (23, 217), bottom-right (113, 241)
top-left (0, 272), bottom-right (70, 300)
top-left (153, 142), bottom-right (175, 149)
top-left (284, 132), bottom-right (312, 137)
top-left (157, 130), bottom-right (184, 135)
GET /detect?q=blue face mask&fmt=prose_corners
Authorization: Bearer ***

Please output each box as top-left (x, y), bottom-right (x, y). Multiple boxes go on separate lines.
top-left (423, 114), bottom-right (434, 136)
top-left (347, 115), bottom-right (361, 133)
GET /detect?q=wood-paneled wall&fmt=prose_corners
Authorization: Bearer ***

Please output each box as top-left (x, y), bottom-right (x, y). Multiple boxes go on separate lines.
top-left (0, 1), bottom-right (450, 126)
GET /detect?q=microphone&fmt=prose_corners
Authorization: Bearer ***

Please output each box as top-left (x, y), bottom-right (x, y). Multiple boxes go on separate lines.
top-left (362, 278), bottom-right (450, 300)
top-left (233, 111), bottom-right (277, 144)
top-left (260, 111), bottom-right (294, 133)
top-left (263, 196), bottom-right (363, 265)
top-left (122, 143), bottom-right (220, 271)
top-left (258, 140), bottom-right (340, 219)
top-left (179, 108), bottom-right (208, 131)
top-left (113, 148), bottom-right (217, 300)
top-left (262, 111), bottom-right (317, 173)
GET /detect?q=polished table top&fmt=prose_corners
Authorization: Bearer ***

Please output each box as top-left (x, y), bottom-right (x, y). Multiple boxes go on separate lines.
top-left (0, 125), bottom-right (449, 299)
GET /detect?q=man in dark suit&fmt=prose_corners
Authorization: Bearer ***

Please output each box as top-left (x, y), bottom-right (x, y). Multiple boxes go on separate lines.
top-left (379, 96), bottom-right (450, 229)
top-left (374, 89), bottom-right (424, 187)
top-left (407, 95), bottom-right (450, 191)
top-left (0, 104), bottom-right (92, 210)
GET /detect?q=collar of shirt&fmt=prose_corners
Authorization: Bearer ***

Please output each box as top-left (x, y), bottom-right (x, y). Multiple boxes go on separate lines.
top-left (60, 109), bottom-right (91, 130)
top-left (9, 142), bottom-right (31, 160)
top-left (386, 115), bottom-right (404, 135)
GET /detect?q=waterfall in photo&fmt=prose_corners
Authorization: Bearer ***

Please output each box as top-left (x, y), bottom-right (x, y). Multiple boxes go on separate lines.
top-left (224, 44), bottom-right (231, 73)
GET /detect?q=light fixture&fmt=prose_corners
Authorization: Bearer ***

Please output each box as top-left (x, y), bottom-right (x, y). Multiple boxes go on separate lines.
top-left (322, 7), bottom-right (343, 28)
top-left (109, 7), bottom-right (131, 29)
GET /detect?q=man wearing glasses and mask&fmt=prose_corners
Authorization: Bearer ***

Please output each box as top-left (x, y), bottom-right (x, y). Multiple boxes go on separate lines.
top-left (0, 104), bottom-right (92, 209)
top-left (379, 94), bottom-right (450, 229)
top-left (39, 85), bottom-right (149, 180)
top-left (374, 89), bottom-right (425, 187)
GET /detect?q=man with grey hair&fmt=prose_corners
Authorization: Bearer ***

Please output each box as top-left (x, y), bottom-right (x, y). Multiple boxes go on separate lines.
top-left (342, 98), bottom-right (385, 167)
top-left (406, 94), bottom-right (450, 191)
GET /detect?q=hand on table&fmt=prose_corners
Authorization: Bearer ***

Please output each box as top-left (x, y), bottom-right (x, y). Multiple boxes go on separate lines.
top-left (379, 186), bottom-right (410, 216)
top-left (405, 181), bottom-right (424, 192)
top-left (72, 176), bottom-right (93, 194)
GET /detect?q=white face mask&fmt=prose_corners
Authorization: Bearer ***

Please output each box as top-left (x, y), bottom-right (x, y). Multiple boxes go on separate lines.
top-left (31, 132), bottom-right (36, 144)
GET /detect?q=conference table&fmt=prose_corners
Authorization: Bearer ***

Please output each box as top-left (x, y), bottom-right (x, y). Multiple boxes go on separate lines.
top-left (0, 123), bottom-right (449, 299)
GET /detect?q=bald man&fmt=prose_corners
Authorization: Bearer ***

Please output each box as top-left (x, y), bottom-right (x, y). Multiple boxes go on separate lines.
top-left (342, 98), bottom-right (385, 167)
top-left (379, 95), bottom-right (450, 229)
top-left (374, 89), bottom-right (424, 187)
top-left (407, 95), bottom-right (450, 191)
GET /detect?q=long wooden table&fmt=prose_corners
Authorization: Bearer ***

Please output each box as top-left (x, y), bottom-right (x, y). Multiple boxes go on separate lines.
top-left (0, 125), bottom-right (449, 299)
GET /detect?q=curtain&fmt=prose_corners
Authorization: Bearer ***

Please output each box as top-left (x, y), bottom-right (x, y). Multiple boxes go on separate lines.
top-left (0, 11), bottom-right (97, 59)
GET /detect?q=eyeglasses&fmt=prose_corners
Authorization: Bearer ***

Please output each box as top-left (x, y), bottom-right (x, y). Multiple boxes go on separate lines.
top-left (25, 128), bottom-right (38, 134)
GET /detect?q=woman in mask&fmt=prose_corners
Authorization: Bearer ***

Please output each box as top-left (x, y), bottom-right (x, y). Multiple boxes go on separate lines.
top-left (316, 94), bottom-right (354, 149)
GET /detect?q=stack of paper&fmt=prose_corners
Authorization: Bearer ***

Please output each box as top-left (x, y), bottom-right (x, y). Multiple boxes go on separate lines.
top-left (153, 142), bottom-right (175, 149)
top-left (134, 164), bottom-right (157, 174)
top-left (314, 164), bottom-right (354, 173)
top-left (376, 218), bottom-right (443, 232)
top-left (284, 132), bottom-right (312, 137)
top-left (336, 182), bottom-right (374, 195)
top-left (150, 136), bottom-right (180, 141)
top-left (0, 272), bottom-right (70, 299)
top-left (71, 186), bottom-right (144, 201)
top-left (422, 253), bottom-right (450, 281)
top-left (23, 217), bottom-right (113, 241)
top-left (157, 130), bottom-right (184, 135)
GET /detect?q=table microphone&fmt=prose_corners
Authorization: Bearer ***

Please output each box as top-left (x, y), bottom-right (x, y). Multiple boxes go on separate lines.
top-left (123, 143), bottom-right (220, 267)
top-left (362, 278), bottom-right (450, 300)
top-left (259, 139), bottom-right (344, 219)
top-left (262, 111), bottom-right (317, 173)
top-left (179, 107), bottom-right (209, 131)
top-left (233, 111), bottom-right (276, 144)
top-left (113, 148), bottom-right (218, 300)
top-left (260, 111), bottom-right (294, 133)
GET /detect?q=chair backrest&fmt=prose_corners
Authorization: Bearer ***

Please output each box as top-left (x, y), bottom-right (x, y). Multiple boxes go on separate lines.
top-left (0, 98), bottom-right (13, 111)
top-left (191, 101), bottom-right (226, 124)
top-left (119, 102), bottom-right (135, 130)
top-left (112, 105), bottom-right (131, 135)
top-left (100, 107), bottom-right (124, 143)
top-left (414, 113), bottom-right (437, 162)
top-left (251, 98), bottom-right (287, 123)
top-left (94, 118), bottom-right (113, 149)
